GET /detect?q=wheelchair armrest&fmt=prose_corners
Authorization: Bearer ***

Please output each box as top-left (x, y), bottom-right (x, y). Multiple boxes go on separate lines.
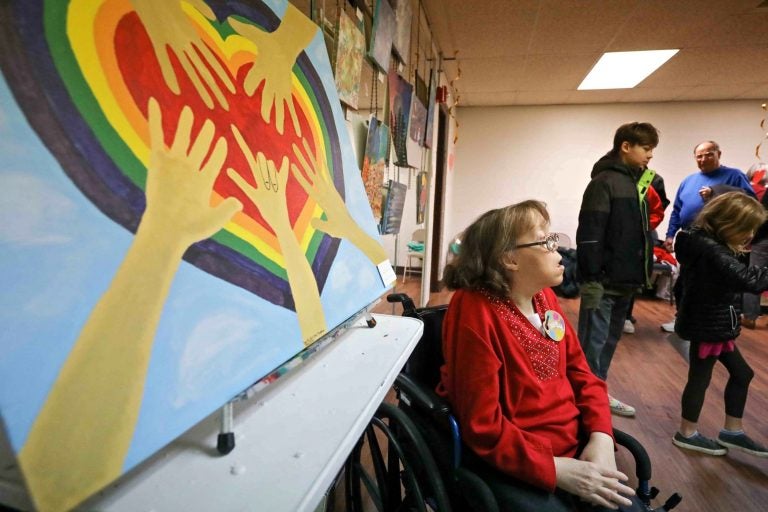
top-left (386, 293), bottom-right (417, 315)
top-left (394, 374), bottom-right (451, 418)
top-left (394, 373), bottom-right (463, 470)
top-left (613, 428), bottom-right (651, 481)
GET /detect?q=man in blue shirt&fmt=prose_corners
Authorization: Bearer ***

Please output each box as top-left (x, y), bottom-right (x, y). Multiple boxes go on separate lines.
top-left (663, 140), bottom-right (754, 251)
top-left (660, 140), bottom-right (754, 332)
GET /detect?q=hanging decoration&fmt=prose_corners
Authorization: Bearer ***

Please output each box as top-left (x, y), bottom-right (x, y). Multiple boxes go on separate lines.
top-left (756, 102), bottom-right (767, 160)
top-left (446, 50), bottom-right (461, 145)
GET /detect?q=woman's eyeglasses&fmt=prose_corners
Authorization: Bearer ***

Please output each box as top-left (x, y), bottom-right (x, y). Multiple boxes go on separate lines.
top-left (514, 233), bottom-right (559, 253)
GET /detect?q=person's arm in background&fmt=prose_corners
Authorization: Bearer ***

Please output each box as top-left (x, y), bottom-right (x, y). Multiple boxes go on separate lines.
top-left (647, 186), bottom-right (664, 230)
top-left (664, 187), bottom-right (684, 251)
top-left (701, 183), bottom-right (743, 202)
top-left (651, 173), bottom-right (671, 210)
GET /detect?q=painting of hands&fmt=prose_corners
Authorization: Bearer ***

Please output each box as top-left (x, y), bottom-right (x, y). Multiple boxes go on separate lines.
top-left (0, 1), bottom-right (390, 511)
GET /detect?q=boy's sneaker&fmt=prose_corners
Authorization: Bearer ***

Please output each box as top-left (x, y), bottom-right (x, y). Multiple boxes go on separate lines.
top-left (717, 431), bottom-right (768, 457)
top-left (608, 396), bottom-right (636, 417)
top-left (672, 431), bottom-right (727, 455)
top-left (623, 319), bottom-right (635, 334)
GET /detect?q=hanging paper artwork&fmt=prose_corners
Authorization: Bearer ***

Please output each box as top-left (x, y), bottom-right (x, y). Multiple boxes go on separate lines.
top-left (416, 171), bottom-right (428, 224)
top-left (361, 116), bottom-right (390, 220)
top-left (424, 69), bottom-right (438, 148)
top-left (0, 1), bottom-right (391, 511)
top-left (367, 0), bottom-right (395, 74)
top-left (392, 0), bottom-right (412, 65)
top-left (388, 69), bottom-right (413, 167)
top-left (334, 9), bottom-right (365, 110)
top-left (409, 72), bottom-right (427, 145)
top-left (380, 179), bottom-right (408, 235)
top-left (410, 97), bottom-right (427, 145)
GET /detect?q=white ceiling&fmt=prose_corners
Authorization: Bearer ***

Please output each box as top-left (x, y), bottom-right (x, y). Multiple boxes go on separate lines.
top-left (420, 0), bottom-right (768, 106)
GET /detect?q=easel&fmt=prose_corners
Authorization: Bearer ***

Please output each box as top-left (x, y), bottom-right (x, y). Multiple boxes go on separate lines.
top-left (215, 307), bottom-right (379, 454)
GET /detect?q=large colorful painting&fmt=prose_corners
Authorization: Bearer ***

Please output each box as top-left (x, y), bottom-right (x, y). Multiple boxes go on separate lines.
top-left (388, 69), bottom-right (413, 167)
top-left (361, 115), bottom-right (390, 220)
top-left (333, 9), bottom-right (365, 109)
top-left (0, 1), bottom-right (391, 511)
top-left (367, 0), bottom-right (395, 73)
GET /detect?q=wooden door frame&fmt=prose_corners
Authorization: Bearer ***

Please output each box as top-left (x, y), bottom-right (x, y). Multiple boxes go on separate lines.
top-left (429, 106), bottom-right (448, 293)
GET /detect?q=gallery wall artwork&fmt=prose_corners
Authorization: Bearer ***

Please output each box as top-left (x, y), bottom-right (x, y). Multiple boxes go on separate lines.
top-left (392, 0), bottom-right (412, 65)
top-left (388, 69), bottom-right (413, 167)
top-left (409, 97), bottom-right (427, 145)
top-left (379, 179), bottom-right (407, 235)
top-left (361, 116), bottom-right (390, 220)
top-left (0, 1), bottom-right (391, 510)
top-left (367, 0), bottom-right (395, 73)
top-left (333, 9), bottom-right (365, 110)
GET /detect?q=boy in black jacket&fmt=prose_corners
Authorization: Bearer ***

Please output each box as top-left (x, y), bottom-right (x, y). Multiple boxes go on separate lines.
top-left (576, 122), bottom-right (659, 417)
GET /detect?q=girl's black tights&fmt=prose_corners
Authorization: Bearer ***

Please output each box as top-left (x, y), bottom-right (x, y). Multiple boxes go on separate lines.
top-left (681, 344), bottom-right (754, 423)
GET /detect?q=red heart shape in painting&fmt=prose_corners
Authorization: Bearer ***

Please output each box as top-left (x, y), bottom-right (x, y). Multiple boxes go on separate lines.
top-left (2, 0), bottom-right (345, 311)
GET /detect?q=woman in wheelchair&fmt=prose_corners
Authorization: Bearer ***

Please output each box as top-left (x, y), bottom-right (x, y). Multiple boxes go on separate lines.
top-left (437, 200), bottom-right (635, 511)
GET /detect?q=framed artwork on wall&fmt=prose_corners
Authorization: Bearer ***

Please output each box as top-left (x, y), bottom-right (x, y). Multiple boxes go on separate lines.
top-left (361, 115), bottom-right (390, 220)
top-left (367, 0), bottom-right (395, 74)
top-left (379, 179), bottom-right (408, 235)
top-left (409, 97), bottom-right (427, 145)
top-left (392, 0), bottom-right (412, 65)
top-left (0, 1), bottom-right (390, 510)
top-left (334, 9), bottom-right (365, 110)
top-left (388, 69), bottom-right (414, 167)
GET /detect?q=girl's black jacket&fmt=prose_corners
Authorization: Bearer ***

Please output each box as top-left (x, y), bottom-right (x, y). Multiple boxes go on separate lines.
top-left (674, 227), bottom-right (768, 342)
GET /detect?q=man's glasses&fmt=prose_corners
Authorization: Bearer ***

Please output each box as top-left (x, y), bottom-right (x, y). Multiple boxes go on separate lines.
top-left (514, 233), bottom-right (559, 253)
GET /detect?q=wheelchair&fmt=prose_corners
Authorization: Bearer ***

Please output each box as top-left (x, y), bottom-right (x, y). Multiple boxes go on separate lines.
top-left (344, 293), bottom-right (682, 512)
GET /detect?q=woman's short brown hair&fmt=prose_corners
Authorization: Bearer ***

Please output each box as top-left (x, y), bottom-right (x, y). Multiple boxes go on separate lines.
top-left (694, 191), bottom-right (767, 253)
top-left (442, 200), bottom-right (550, 296)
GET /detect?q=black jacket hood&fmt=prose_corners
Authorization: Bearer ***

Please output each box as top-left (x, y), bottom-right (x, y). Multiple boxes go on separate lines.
top-left (590, 151), bottom-right (638, 179)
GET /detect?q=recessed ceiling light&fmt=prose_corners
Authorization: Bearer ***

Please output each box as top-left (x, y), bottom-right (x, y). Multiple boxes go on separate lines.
top-left (578, 50), bottom-right (679, 90)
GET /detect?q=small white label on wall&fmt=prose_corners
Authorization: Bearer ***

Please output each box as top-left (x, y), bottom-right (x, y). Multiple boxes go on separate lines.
top-left (377, 260), bottom-right (397, 286)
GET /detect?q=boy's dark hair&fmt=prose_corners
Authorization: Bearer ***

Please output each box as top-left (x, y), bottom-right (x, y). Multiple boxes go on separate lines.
top-left (611, 122), bottom-right (660, 153)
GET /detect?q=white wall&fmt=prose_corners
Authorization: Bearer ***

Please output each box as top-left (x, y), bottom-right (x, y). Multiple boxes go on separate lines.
top-left (444, 100), bottom-right (764, 262)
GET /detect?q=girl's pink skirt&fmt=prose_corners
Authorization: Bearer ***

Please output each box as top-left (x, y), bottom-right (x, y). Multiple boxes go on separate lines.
top-left (698, 340), bottom-right (735, 359)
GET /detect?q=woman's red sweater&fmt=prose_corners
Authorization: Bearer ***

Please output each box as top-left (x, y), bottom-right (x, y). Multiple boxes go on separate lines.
top-left (436, 287), bottom-right (613, 491)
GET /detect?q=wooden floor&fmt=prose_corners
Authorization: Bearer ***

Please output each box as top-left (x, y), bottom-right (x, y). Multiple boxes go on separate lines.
top-left (357, 276), bottom-right (768, 512)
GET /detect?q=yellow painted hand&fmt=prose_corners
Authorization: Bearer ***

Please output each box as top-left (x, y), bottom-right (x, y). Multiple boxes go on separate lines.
top-left (226, 126), bottom-right (290, 230)
top-left (17, 100), bottom-right (242, 512)
top-left (227, 126), bottom-right (327, 345)
top-left (131, 0), bottom-right (236, 110)
top-left (291, 138), bottom-right (388, 265)
top-left (145, 97), bottom-right (242, 244)
top-left (228, 4), bottom-right (316, 135)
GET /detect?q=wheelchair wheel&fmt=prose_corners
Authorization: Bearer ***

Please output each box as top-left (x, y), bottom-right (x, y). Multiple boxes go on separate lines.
top-left (345, 402), bottom-right (452, 512)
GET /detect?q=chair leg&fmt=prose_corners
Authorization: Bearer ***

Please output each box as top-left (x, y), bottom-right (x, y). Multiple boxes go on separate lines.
top-left (403, 257), bottom-right (409, 283)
